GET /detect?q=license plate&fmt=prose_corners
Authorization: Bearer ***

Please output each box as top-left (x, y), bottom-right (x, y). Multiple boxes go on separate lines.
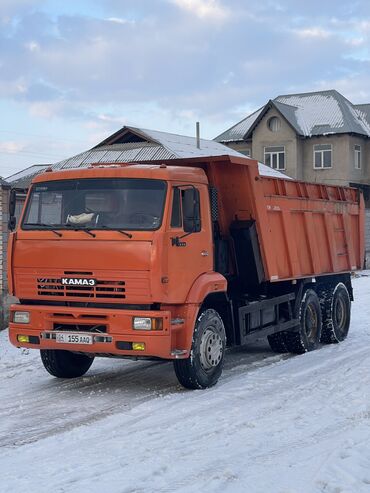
top-left (55, 332), bottom-right (93, 345)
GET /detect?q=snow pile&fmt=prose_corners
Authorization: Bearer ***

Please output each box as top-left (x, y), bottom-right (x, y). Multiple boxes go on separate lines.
top-left (1, 275), bottom-right (370, 492)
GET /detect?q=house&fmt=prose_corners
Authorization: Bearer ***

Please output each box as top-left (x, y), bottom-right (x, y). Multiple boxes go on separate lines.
top-left (50, 125), bottom-right (285, 179)
top-left (6, 164), bottom-right (51, 217)
top-left (215, 89), bottom-right (370, 203)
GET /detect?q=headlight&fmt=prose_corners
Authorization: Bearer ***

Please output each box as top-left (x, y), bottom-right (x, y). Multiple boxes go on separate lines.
top-left (13, 311), bottom-right (30, 324)
top-left (132, 317), bottom-right (163, 330)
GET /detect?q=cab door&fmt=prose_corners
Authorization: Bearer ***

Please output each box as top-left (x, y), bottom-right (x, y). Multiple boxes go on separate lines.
top-left (163, 183), bottom-right (213, 303)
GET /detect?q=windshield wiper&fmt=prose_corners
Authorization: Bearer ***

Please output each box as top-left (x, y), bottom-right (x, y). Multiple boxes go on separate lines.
top-left (98, 225), bottom-right (132, 238)
top-left (64, 224), bottom-right (96, 237)
top-left (24, 222), bottom-right (63, 237)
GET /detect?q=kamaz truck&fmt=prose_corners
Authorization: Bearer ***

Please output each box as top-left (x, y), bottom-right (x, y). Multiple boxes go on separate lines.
top-left (7, 155), bottom-right (364, 388)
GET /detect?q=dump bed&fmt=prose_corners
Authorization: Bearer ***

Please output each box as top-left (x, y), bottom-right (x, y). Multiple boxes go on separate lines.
top-left (211, 156), bottom-right (364, 281)
top-left (167, 155), bottom-right (365, 282)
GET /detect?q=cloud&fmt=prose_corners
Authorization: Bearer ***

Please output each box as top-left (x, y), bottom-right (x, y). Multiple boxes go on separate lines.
top-left (170, 0), bottom-right (230, 21)
top-left (294, 27), bottom-right (332, 39)
top-left (1, 0), bottom-right (370, 149)
top-left (105, 17), bottom-right (134, 25)
top-left (0, 140), bottom-right (26, 154)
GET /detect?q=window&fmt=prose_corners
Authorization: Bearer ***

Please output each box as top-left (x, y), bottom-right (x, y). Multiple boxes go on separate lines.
top-left (264, 146), bottom-right (285, 170)
top-left (267, 116), bottom-right (281, 132)
top-left (170, 187), bottom-right (201, 232)
top-left (23, 178), bottom-right (167, 231)
top-left (314, 144), bottom-right (332, 169)
top-left (170, 188), bottom-right (182, 227)
top-left (240, 149), bottom-right (251, 157)
top-left (355, 145), bottom-right (361, 169)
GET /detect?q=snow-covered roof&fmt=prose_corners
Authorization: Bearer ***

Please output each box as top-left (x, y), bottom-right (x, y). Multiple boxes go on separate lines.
top-left (51, 126), bottom-right (288, 179)
top-left (215, 90), bottom-right (370, 142)
top-left (6, 164), bottom-right (50, 189)
top-left (213, 107), bottom-right (264, 143)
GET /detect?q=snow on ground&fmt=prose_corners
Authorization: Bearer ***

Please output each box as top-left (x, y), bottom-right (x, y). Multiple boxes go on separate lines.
top-left (1, 275), bottom-right (370, 492)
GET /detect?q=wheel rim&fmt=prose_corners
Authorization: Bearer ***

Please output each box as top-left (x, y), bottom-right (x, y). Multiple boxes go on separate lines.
top-left (304, 303), bottom-right (318, 342)
top-left (199, 328), bottom-right (223, 370)
top-left (334, 294), bottom-right (348, 337)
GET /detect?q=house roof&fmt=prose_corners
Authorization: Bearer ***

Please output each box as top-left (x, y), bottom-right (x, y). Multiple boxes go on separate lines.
top-left (51, 126), bottom-right (288, 179)
top-left (5, 164), bottom-right (50, 189)
top-left (0, 177), bottom-right (10, 189)
top-left (215, 89), bottom-right (370, 142)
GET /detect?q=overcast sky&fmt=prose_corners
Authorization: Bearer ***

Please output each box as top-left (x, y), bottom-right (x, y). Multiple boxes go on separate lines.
top-left (1, 0), bottom-right (370, 177)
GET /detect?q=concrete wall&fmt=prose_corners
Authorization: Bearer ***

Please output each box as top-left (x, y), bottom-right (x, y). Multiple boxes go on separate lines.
top-left (251, 107), bottom-right (301, 179)
top-left (226, 140), bottom-right (252, 156)
top-left (300, 134), bottom-right (368, 186)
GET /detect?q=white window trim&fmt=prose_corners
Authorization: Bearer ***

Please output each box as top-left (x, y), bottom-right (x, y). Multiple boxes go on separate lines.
top-left (264, 146), bottom-right (286, 171)
top-left (354, 145), bottom-right (361, 170)
top-left (313, 144), bottom-right (332, 169)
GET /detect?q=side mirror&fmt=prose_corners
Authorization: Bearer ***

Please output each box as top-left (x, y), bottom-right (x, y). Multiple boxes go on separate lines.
top-left (8, 216), bottom-right (16, 231)
top-left (9, 188), bottom-right (16, 216)
top-left (183, 188), bottom-right (201, 233)
top-left (8, 189), bottom-right (17, 231)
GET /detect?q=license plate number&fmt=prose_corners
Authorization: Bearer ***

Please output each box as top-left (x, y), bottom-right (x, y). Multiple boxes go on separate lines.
top-left (55, 332), bottom-right (93, 345)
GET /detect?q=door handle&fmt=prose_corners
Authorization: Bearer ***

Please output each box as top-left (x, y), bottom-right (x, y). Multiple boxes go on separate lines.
top-left (201, 250), bottom-right (209, 256)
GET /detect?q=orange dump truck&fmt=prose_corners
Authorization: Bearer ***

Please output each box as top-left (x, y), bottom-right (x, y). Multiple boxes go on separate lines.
top-left (7, 155), bottom-right (364, 388)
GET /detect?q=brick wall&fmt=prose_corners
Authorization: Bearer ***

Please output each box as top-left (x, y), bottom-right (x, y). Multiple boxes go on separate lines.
top-left (0, 187), bottom-right (13, 329)
top-left (0, 187), bottom-right (5, 328)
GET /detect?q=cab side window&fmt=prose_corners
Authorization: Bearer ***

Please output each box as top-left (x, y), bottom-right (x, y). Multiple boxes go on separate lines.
top-left (170, 188), bottom-right (182, 227)
top-left (170, 187), bottom-right (201, 232)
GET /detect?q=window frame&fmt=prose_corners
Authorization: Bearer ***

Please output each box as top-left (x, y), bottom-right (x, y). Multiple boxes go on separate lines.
top-left (354, 144), bottom-right (361, 170)
top-left (169, 185), bottom-right (202, 233)
top-left (21, 178), bottom-right (168, 232)
top-left (264, 146), bottom-right (286, 170)
top-left (313, 144), bottom-right (332, 169)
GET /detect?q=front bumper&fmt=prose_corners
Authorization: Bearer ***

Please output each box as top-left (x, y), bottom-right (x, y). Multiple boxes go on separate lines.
top-left (9, 304), bottom-right (189, 360)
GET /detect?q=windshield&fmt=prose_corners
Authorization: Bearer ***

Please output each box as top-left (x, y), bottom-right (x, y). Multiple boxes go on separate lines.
top-left (22, 178), bottom-right (167, 231)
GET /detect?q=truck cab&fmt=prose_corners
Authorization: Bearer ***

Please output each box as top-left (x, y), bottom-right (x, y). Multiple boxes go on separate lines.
top-left (8, 163), bottom-right (227, 387)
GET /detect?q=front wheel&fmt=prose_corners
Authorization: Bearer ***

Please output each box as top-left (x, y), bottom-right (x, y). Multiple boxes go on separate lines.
top-left (174, 309), bottom-right (226, 389)
top-left (40, 349), bottom-right (94, 378)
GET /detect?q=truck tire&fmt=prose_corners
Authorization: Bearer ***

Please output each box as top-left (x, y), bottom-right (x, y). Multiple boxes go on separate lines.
top-left (284, 288), bottom-right (322, 354)
top-left (40, 349), bottom-right (94, 378)
top-left (319, 282), bottom-right (351, 343)
top-left (267, 332), bottom-right (289, 353)
top-left (174, 309), bottom-right (226, 390)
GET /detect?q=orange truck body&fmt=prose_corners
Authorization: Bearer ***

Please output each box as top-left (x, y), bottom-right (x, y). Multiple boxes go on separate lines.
top-left (8, 155), bottom-right (364, 364)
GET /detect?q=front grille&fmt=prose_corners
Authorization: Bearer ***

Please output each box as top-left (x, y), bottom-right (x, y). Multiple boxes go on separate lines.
top-left (37, 278), bottom-right (126, 299)
top-left (53, 323), bottom-right (107, 333)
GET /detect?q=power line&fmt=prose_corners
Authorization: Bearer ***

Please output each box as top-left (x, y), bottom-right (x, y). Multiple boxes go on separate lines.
top-left (0, 129), bottom-right (87, 145)
top-left (0, 150), bottom-right (65, 159)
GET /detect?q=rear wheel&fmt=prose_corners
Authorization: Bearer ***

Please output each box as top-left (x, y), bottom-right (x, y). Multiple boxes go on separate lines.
top-left (284, 288), bottom-right (322, 354)
top-left (320, 283), bottom-right (351, 343)
top-left (174, 309), bottom-right (226, 389)
top-left (268, 332), bottom-right (289, 353)
top-left (40, 349), bottom-right (94, 378)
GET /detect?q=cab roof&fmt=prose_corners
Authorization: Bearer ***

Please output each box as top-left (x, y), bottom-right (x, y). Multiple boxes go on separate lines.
top-left (32, 163), bottom-right (209, 185)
